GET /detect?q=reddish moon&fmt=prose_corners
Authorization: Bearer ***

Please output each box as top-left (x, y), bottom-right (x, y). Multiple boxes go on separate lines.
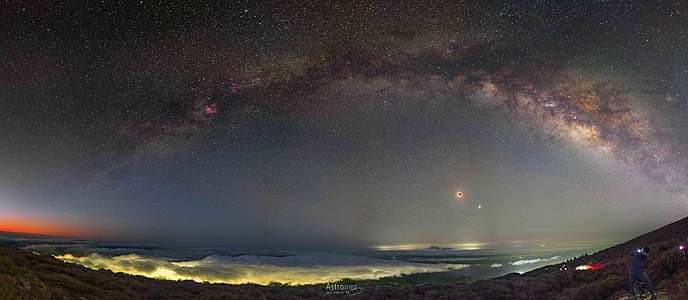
top-left (456, 191), bottom-right (463, 198)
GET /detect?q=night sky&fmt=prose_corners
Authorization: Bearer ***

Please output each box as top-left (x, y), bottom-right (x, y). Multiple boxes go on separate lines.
top-left (1, 1), bottom-right (687, 250)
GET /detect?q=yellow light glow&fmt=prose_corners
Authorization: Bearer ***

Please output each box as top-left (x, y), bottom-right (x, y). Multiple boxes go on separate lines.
top-left (55, 252), bottom-right (469, 285)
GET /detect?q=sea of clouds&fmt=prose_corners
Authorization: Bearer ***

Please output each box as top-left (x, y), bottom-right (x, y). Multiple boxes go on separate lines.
top-left (1, 233), bottom-right (596, 285)
top-left (5, 238), bottom-right (467, 284)
top-left (54, 251), bottom-right (468, 285)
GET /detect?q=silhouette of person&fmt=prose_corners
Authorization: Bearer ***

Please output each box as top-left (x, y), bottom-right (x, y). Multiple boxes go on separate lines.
top-left (629, 246), bottom-right (657, 299)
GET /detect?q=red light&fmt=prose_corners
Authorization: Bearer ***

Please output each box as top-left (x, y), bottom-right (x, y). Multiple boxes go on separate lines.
top-left (576, 263), bottom-right (604, 271)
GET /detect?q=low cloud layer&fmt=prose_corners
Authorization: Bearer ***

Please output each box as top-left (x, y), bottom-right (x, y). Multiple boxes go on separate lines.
top-left (509, 256), bottom-right (561, 266)
top-left (55, 252), bottom-right (468, 285)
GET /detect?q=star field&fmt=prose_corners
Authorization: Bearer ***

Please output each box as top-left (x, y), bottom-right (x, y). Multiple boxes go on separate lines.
top-left (1, 1), bottom-right (687, 248)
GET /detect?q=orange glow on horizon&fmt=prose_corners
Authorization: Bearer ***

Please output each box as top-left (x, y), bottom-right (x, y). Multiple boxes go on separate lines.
top-left (0, 217), bottom-right (99, 238)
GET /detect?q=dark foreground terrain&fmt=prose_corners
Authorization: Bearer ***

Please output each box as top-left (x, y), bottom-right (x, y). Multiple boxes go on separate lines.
top-left (4, 217), bottom-right (688, 299)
